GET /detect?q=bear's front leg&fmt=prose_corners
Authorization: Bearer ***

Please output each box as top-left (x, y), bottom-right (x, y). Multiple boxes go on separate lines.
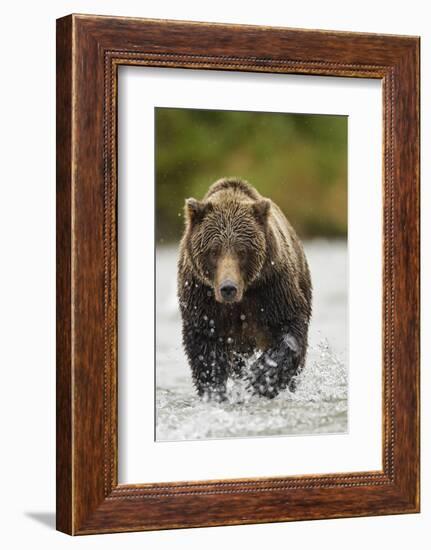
top-left (191, 347), bottom-right (229, 402)
top-left (182, 322), bottom-right (229, 401)
top-left (247, 331), bottom-right (305, 399)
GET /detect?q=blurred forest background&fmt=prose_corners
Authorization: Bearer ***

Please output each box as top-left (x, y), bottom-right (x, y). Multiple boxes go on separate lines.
top-left (155, 107), bottom-right (347, 243)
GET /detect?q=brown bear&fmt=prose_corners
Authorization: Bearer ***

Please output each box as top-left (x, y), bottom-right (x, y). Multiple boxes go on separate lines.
top-left (177, 177), bottom-right (312, 401)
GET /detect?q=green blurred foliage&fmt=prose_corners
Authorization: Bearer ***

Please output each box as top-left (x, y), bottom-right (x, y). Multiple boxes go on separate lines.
top-left (155, 107), bottom-right (347, 242)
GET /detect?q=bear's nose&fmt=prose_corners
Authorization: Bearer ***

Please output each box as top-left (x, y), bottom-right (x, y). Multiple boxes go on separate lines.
top-left (220, 280), bottom-right (238, 302)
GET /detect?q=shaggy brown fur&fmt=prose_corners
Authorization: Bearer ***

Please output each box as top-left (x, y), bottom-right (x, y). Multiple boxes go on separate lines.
top-left (177, 177), bottom-right (312, 400)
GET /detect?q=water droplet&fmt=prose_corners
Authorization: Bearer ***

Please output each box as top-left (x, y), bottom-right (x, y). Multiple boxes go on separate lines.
top-left (240, 314), bottom-right (246, 321)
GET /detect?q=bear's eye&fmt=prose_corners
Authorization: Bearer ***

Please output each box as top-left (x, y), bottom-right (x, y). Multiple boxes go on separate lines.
top-left (209, 248), bottom-right (219, 260)
top-left (237, 248), bottom-right (247, 260)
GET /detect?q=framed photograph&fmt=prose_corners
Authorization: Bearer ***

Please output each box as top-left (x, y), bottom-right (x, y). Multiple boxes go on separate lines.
top-left (56, 14), bottom-right (420, 534)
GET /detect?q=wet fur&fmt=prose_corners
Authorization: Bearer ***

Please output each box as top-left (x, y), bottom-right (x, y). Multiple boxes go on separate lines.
top-left (178, 178), bottom-right (312, 400)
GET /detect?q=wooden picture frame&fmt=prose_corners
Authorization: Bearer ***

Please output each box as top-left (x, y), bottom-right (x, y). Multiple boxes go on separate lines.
top-left (56, 14), bottom-right (420, 535)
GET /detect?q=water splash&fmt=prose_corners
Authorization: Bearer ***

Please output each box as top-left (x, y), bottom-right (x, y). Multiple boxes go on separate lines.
top-left (156, 339), bottom-right (348, 441)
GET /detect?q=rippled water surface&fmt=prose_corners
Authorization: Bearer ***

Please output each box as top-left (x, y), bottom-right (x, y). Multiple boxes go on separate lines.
top-left (156, 240), bottom-right (348, 441)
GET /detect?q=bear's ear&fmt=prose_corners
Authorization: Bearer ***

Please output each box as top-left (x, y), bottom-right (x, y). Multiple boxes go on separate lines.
top-left (185, 198), bottom-right (211, 227)
top-left (252, 199), bottom-right (271, 225)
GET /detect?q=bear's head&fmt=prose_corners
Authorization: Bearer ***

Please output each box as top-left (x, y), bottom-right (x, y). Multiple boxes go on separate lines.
top-left (184, 197), bottom-right (270, 304)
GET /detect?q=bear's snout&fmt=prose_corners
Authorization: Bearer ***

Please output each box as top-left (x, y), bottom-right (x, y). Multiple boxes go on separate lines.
top-left (214, 253), bottom-right (244, 303)
top-left (219, 279), bottom-right (238, 302)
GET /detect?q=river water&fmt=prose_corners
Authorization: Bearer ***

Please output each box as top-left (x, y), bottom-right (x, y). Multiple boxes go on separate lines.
top-left (155, 240), bottom-right (348, 441)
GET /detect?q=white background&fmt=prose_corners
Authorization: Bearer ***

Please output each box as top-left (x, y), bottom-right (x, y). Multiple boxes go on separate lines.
top-left (0, 1), bottom-right (428, 549)
top-left (118, 67), bottom-right (382, 482)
